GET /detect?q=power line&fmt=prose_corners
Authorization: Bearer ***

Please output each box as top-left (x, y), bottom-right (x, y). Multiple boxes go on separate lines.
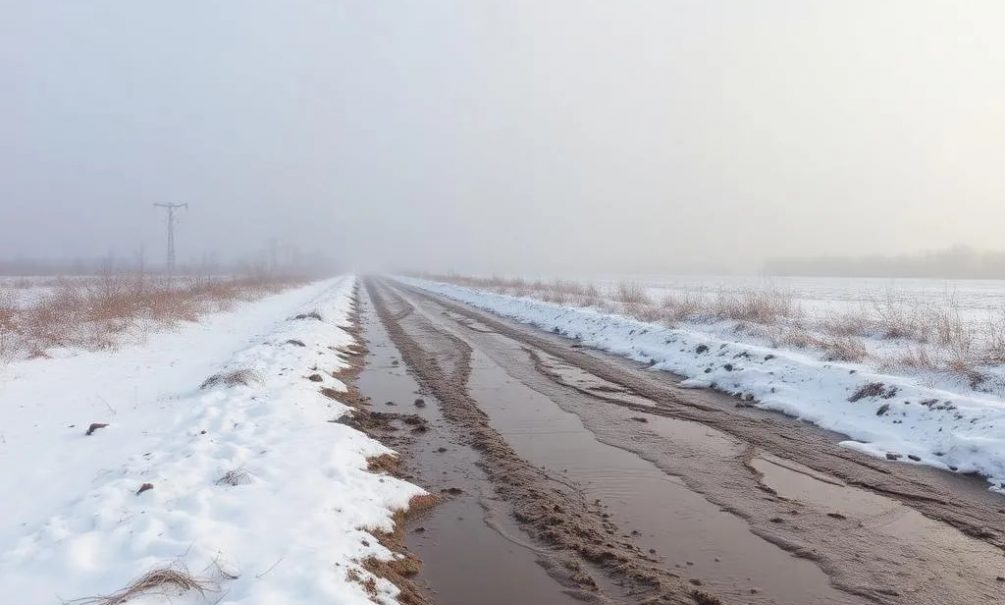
top-left (153, 203), bottom-right (188, 274)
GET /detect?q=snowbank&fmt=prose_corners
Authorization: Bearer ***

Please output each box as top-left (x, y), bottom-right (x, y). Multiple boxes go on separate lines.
top-left (0, 276), bottom-right (423, 604)
top-left (402, 277), bottom-right (1005, 494)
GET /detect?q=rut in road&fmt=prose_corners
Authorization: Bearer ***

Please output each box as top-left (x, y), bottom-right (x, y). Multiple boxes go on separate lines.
top-left (367, 279), bottom-right (722, 605)
top-left (371, 277), bottom-right (1005, 605)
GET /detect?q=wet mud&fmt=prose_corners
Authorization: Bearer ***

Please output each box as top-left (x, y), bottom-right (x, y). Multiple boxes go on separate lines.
top-left (356, 288), bottom-right (590, 605)
top-left (367, 281), bottom-right (718, 604)
top-left (372, 277), bottom-right (1005, 605)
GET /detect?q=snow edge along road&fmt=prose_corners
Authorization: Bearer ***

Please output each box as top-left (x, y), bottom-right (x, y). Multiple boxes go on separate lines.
top-left (400, 277), bottom-right (1005, 494)
top-left (0, 275), bottom-right (426, 605)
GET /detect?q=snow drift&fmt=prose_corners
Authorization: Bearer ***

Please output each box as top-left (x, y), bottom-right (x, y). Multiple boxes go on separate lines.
top-left (0, 276), bottom-right (423, 604)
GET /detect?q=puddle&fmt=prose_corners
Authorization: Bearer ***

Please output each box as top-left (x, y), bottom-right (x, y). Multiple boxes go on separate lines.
top-left (752, 454), bottom-right (1005, 600)
top-left (357, 293), bottom-right (584, 605)
top-left (467, 349), bottom-right (858, 605)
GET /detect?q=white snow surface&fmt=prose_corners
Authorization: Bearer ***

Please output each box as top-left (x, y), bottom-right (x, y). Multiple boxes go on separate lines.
top-left (402, 277), bottom-right (1005, 494)
top-left (0, 276), bottom-right (423, 604)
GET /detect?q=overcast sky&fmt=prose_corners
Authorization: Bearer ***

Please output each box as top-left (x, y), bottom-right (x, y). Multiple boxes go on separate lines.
top-left (2, 1), bottom-right (1003, 275)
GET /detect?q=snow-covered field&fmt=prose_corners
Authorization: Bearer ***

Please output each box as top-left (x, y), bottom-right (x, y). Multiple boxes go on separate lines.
top-left (403, 276), bottom-right (1005, 495)
top-left (0, 275), bottom-right (422, 604)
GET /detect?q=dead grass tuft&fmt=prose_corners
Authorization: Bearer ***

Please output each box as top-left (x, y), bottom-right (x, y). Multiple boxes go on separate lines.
top-left (615, 281), bottom-right (651, 306)
top-left (822, 336), bottom-right (868, 362)
top-left (0, 290), bottom-right (20, 361)
top-left (215, 468), bottom-right (251, 486)
top-left (711, 288), bottom-right (799, 324)
top-left (71, 565), bottom-right (208, 605)
top-left (200, 368), bottom-right (261, 389)
top-left (366, 453), bottom-right (402, 476)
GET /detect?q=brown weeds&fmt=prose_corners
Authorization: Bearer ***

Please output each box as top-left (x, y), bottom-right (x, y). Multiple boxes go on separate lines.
top-left (200, 369), bottom-right (261, 389)
top-left (426, 273), bottom-right (1005, 385)
top-left (71, 566), bottom-right (208, 605)
top-left (1, 274), bottom-right (301, 361)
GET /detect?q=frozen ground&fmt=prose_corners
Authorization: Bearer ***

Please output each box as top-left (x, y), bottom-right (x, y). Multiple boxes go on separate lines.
top-left (0, 275), bottom-right (422, 604)
top-left (403, 276), bottom-right (1005, 494)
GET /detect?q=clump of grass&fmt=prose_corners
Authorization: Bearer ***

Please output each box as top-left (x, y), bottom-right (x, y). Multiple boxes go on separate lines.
top-left (71, 565), bottom-right (208, 605)
top-left (200, 368), bottom-right (261, 389)
top-left (711, 287), bottom-right (799, 324)
top-left (215, 468), bottom-right (251, 486)
top-left (822, 336), bottom-right (867, 362)
top-left (0, 290), bottom-right (20, 361)
top-left (615, 281), bottom-right (651, 306)
top-left (655, 291), bottom-right (705, 323)
top-left (983, 309), bottom-right (1005, 364)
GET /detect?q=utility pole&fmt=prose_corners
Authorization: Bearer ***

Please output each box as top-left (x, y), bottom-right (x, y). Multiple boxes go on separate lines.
top-left (153, 203), bottom-right (188, 275)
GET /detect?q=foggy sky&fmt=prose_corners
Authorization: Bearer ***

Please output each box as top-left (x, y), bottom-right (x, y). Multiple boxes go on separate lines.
top-left (2, 1), bottom-right (1004, 275)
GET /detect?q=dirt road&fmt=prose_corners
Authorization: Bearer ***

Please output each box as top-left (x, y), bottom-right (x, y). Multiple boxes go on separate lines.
top-left (359, 277), bottom-right (1005, 605)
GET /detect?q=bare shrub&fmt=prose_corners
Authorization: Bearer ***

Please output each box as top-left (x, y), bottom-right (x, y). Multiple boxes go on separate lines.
top-left (71, 565), bottom-right (208, 605)
top-left (200, 369), bottom-right (261, 389)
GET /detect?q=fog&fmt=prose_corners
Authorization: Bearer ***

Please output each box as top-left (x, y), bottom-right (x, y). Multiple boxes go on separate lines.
top-left (2, 1), bottom-right (1004, 276)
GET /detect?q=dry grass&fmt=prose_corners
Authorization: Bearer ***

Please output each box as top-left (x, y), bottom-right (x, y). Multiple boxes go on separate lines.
top-left (426, 273), bottom-right (1005, 385)
top-left (984, 309), bottom-right (1005, 364)
top-left (71, 565), bottom-right (207, 605)
top-left (200, 368), bottom-right (261, 389)
top-left (822, 335), bottom-right (868, 362)
top-left (0, 274), bottom-right (301, 362)
top-left (0, 290), bottom-right (19, 361)
top-left (615, 281), bottom-right (651, 306)
top-left (215, 468), bottom-right (251, 486)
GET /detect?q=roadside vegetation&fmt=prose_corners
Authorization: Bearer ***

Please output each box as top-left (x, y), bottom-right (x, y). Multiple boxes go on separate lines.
top-left (423, 273), bottom-right (1005, 390)
top-left (0, 273), bottom-right (303, 362)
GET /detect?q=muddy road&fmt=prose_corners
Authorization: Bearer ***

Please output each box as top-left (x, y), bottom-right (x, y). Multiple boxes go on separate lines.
top-left (357, 277), bottom-right (1005, 605)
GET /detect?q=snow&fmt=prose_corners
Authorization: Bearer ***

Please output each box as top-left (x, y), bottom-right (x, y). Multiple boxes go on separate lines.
top-left (402, 277), bottom-right (1005, 494)
top-left (0, 275), bottom-right (423, 604)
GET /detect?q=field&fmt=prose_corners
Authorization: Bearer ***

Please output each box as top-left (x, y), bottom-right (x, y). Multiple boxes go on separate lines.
top-left (0, 274), bottom-right (302, 362)
top-left (426, 273), bottom-right (1005, 394)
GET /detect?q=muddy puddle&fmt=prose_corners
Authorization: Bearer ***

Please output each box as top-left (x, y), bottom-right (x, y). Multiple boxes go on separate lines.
top-left (751, 454), bottom-right (1005, 602)
top-left (357, 293), bottom-right (586, 605)
top-left (464, 346), bottom-right (857, 605)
